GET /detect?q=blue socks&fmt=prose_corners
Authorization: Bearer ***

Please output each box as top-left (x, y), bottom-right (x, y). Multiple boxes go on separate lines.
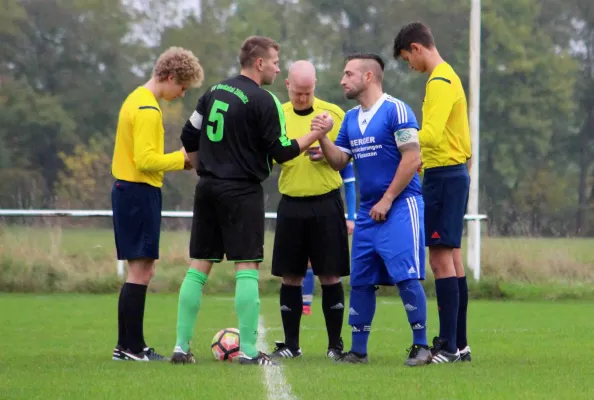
top-left (397, 279), bottom-right (428, 347)
top-left (348, 285), bottom-right (376, 356)
top-left (348, 280), bottom-right (429, 355)
top-left (435, 277), bottom-right (459, 353)
top-left (302, 268), bottom-right (315, 306)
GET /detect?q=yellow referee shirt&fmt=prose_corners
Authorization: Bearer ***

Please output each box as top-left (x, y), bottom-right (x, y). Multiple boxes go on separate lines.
top-left (420, 62), bottom-right (472, 169)
top-left (111, 87), bottom-right (185, 188)
top-left (278, 97), bottom-right (345, 197)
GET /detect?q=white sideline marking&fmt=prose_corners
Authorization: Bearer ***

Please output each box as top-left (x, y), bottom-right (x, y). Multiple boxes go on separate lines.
top-left (257, 316), bottom-right (297, 400)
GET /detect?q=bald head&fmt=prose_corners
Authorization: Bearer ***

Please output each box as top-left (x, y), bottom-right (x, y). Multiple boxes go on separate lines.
top-left (287, 60), bottom-right (316, 86)
top-left (286, 60), bottom-right (317, 110)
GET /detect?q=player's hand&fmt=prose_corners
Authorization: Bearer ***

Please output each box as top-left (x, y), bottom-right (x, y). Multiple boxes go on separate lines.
top-left (181, 147), bottom-right (193, 170)
top-left (306, 146), bottom-right (324, 162)
top-left (311, 112), bottom-right (334, 134)
top-left (346, 220), bottom-right (355, 235)
top-left (370, 196), bottom-right (393, 222)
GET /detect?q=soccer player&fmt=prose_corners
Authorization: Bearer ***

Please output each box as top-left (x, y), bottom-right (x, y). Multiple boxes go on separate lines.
top-left (316, 53), bottom-right (432, 366)
top-left (302, 159), bottom-right (356, 316)
top-left (111, 47), bottom-right (204, 362)
top-left (393, 22), bottom-right (472, 363)
top-left (269, 60), bottom-right (355, 360)
top-left (171, 36), bottom-right (334, 366)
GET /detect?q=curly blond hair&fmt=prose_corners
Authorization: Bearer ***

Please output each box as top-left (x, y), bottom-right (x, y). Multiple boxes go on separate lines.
top-left (153, 47), bottom-right (204, 88)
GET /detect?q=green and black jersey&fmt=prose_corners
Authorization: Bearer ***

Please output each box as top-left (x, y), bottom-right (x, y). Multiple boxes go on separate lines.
top-left (181, 75), bottom-right (300, 182)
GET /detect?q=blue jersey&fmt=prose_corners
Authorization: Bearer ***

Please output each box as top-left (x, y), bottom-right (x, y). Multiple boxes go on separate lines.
top-left (339, 161), bottom-right (356, 183)
top-left (335, 94), bottom-right (421, 220)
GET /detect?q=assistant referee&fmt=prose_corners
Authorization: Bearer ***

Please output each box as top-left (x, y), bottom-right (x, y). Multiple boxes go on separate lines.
top-left (270, 60), bottom-right (351, 361)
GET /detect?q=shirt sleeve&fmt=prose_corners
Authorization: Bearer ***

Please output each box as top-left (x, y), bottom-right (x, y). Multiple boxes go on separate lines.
top-left (391, 102), bottom-right (420, 150)
top-left (339, 161), bottom-right (356, 183)
top-left (180, 94), bottom-right (206, 153)
top-left (334, 115), bottom-right (352, 156)
top-left (258, 91), bottom-right (300, 164)
top-left (133, 106), bottom-right (184, 172)
top-left (419, 77), bottom-right (456, 148)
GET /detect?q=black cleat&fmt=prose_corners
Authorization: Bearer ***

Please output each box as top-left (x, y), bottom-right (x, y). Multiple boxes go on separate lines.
top-left (430, 337), bottom-right (461, 364)
top-left (238, 351), bottom-right (278, 366)
top-left (171, 346), bottom-right (196, 364)
top-left (144, 347), bottom-right (169, 361)
top-left (335, 351), bottom-right (368, 364)
top-left (404, 344), bottom-right (432, 366)
top-left (270, 341), bottom-right (302, 359)
top-left (459, 345), bottom-right (472, 362)
top-left (327, 337), bottom-right (345, 360)
top-left (112, 346), bottom-right (149, 361)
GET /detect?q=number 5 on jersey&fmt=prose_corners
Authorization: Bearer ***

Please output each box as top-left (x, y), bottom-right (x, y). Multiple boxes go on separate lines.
top-left (207, 100), bottom-right (229, 142)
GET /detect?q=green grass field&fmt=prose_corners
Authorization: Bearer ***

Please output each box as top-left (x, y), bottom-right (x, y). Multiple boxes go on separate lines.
top-left (1, 294), bottom-right (593, 399)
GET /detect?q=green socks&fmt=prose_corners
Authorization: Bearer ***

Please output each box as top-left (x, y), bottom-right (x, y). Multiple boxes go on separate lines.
top-left (235, 269), bottom-right (260, 358)
top-left (175, 269), bottom-right (208, 352)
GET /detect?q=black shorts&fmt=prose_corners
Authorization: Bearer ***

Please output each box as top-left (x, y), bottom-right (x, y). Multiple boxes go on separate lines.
top-left (189, 177), bottom-right (264, 262)
top-left (422, 164), bottom-right (470, 248)
top-left (111, 180), bottom-right (162, 260)
top-left (272, 189), bottom-right (350, 278)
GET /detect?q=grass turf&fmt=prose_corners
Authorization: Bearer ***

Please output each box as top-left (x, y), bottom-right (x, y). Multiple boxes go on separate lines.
top-left (0, 294), bottom-right (593, 399)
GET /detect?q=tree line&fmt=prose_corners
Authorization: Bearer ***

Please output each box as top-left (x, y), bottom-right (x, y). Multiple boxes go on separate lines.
top-left (0, 0), bottom-right (592, 236)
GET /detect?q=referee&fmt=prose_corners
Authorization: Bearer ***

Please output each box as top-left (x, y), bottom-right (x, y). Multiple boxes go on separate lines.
top-left (171, 37), bottom-right (335, 366)
top-left (270, 61), bottom-right (351, 361)
top-left (111, 47), bottom-right (204, 362)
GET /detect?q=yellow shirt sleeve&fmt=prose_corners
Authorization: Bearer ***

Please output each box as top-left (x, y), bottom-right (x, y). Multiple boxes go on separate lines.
top-left (132, 107), bottom-right (185, 172)
top-left (419, 78), bottom-right (456, 149)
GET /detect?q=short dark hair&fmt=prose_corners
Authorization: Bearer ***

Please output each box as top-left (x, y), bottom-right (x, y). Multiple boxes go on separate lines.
top-left (344, 53), bottom-right (385, 71)
top-left (239, 36), bottom-right (280, 68)
top-left (392, 22), bottom-right (435, 59)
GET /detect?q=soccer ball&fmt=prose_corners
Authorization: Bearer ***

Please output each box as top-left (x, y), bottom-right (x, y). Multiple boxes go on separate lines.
top-left (211, 328), bottom-right (241, 362)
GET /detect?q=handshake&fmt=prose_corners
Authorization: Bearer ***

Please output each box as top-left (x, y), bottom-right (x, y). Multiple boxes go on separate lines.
top-left (306, 112), bottom-right (334, 162)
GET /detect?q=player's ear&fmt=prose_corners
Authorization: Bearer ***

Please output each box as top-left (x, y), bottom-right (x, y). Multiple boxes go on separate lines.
top-left (285, 79), bottom-right (290, 89)
top-left (365, 70), bottom-right (373, 84)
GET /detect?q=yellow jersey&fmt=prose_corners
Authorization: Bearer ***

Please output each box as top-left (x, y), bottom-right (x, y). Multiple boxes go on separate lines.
top-left (278, 97), bottom-right (345, 197)
top-left (420, 62), bottom-right (472, 169)
top-left (111, 86), bottom-right (184, 188)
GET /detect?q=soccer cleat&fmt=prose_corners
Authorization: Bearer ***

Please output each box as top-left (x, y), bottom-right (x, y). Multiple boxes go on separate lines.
top-left (404, 344), bottom-right (432, 366)
top-left (144, 347), bottom-right (169, 361)
top-left (326, 337), bottom-right (345, 360)
top-left (459, 345), bottom-right (472, 362)
top-left (170, 346), bottom-right (196, 364)
top-left (430, 337), bottom-right (461, 364)
top-left (112, 346), bottom-right (126, 361)
top-left (113, 346), bottom-right (149, 361)
top-left (270, 341), bottom-right (302, 359)
top-left (238, 352), bottom-right (278, 366)
top-left (335, 351), bottom-right (368, 364)
top-left (302, 305), bottom-right (312, 315)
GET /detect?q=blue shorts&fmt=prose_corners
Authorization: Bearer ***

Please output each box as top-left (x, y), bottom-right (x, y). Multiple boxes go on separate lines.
top-left (422, 164), bottom-right (469, 248)
top-left (111, 180), bottom-right (162, 260)
top-left (350, 195), bottom-right (425, 286)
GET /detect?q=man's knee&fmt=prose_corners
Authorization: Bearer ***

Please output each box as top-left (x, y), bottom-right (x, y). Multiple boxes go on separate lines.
top-left (282, 275), bottom-right (304, 286)
top-left (453, 248), bottom-right (465, 277)
top-left (190, 259), bottom-right (213, 275)
top-left (428, 246), bottom-right (456, 278)
top-left (318, 275), bottom-right (341, 286)
top-left (127, 258), bottom-right (155, 284)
